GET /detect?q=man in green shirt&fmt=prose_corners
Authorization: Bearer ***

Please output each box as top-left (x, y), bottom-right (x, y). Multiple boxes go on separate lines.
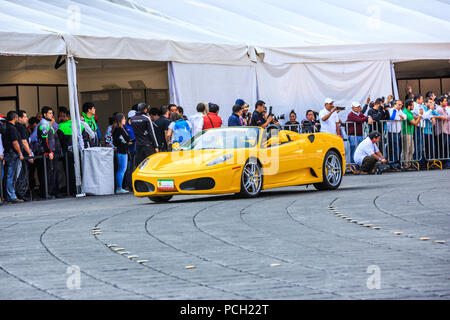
top-left (402, 100), bottom-right (422, 169)
top-left (82, 102), bottom-right (100, 146)
top-left (57, 108), bottom-right (90, 196)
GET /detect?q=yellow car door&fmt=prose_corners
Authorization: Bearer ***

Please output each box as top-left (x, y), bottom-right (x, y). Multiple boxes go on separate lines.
top-left (260, 130), bottom-right (304, 188)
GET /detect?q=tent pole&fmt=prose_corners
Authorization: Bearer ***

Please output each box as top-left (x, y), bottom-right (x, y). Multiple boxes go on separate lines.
top-left (66, 55), bottom-right (85, 198)
top-left (390, 61), bottom-right (399, 100)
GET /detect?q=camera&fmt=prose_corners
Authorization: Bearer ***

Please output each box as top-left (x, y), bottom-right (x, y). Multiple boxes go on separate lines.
top-left (335, 106), bottom-right (346, 111)
top-left (268, 106), bottom-right (285, 121)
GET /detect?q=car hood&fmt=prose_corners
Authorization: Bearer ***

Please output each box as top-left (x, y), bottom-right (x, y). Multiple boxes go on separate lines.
top-left (144, 149), bottom-right (233, 173)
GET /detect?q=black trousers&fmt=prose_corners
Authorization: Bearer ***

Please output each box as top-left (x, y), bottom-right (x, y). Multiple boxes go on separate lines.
top-left (62, 152), bottom-right (76, 196)
top-left (36, 156), bottom-right (58, 198)
top-left (14, 159), bottom-right (29, 199)
top-left (135, 146), bottom-right (156, 167)
top-left (360, 156), bottom-right (378, 173)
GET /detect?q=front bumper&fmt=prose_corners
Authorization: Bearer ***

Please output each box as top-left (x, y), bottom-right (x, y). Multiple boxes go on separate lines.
top-left (132, 165), bottom-right (243, 197)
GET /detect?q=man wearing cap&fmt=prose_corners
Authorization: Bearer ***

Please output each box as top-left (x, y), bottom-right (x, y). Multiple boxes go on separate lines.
top-left (319, 98), bottom-right (341, 136)
top-left (346, 102), bottom-right (373, 164)
top-left (235, 99), bottom-right (249, 126)
top-left (228, 104), bottom-right (244, 127)
top-left (354, 131), bottom-right (387, 174)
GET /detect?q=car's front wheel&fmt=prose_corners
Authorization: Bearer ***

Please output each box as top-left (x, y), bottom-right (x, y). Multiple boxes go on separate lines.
top-left (314, 150), bottom-right (343, 191)
top-left (238, 159), bottom-right (263, 198)
top-left (148, 196), bottom-right (173, 203)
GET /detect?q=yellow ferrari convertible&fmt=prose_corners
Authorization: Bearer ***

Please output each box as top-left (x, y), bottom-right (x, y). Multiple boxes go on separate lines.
top-left (133, 127), bottom-right (345, 202)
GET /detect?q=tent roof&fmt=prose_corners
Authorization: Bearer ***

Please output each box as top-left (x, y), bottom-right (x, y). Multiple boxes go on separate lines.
top-left (0, 0), bottom-right (449, 64)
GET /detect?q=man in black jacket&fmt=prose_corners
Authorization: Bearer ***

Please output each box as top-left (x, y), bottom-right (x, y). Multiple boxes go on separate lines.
top-left (368, 98), bottom-right (390, 134)
top-left (130, 103), bottom-right (159, 166)
top-left (35, 106), bottom-right (60, 200)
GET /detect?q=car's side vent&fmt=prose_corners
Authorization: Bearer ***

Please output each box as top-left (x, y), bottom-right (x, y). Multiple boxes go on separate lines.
top-left (180, 178), bottom-right (215, 191)
top-left (310, 168), bottom-right (318, 178)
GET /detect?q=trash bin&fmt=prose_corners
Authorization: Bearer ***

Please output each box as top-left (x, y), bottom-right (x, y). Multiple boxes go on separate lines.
top-left (82, 147), bottom-right (115, 195)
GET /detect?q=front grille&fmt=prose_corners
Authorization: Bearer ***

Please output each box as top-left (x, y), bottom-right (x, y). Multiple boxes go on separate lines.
top-left (134, 180), bottom-right (155, 193)
top-left (179, 178), bottom-right (215, 191)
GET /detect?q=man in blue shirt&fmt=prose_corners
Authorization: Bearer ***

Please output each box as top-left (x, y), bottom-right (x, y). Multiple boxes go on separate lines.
top-left (228, 104), bottom-right (244, 127)
top-left (422, 98), bottom-right (441, 164)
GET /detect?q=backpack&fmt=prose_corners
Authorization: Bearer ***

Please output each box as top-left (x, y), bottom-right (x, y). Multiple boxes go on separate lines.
top-left (173, 120), bottom-right (192, 144)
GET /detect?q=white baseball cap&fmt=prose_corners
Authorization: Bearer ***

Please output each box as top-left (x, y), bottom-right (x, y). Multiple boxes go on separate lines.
top-left (351, 102), bottom-right (361, 107)
top-left (324, 98), bottom-right (334, 104)
top-left (128, 110), bottom-right (136, 118)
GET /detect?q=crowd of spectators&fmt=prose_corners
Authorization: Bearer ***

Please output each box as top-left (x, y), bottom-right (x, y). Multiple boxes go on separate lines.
top-left (1, 90), bottom-right (449, 204)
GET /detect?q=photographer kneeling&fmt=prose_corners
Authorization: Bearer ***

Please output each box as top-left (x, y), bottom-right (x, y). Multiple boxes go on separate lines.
top-left (354, 131), bottom-right (387, 175)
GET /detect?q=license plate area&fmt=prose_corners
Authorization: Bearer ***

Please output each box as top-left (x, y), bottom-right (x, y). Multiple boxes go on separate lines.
top-left (157, 179), bottom-right (175, 191)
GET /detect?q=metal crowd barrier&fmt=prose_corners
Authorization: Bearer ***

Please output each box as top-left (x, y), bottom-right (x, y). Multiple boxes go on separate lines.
top-left (0, 152), bottom-right (73, 203)
top-left (343, 119), bottom-right (450, 172)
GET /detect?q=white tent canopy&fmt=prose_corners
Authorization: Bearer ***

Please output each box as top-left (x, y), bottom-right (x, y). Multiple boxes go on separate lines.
top-left (1, 0), bottom-right (449, 116)
top-left (1, 0), bottom-right (449, 63)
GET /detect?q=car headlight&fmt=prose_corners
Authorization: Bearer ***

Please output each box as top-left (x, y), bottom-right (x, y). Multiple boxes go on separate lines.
top-left (207, 154), bottom-right (233, 166)
top-left (138, 158), bottom-right (150, 170)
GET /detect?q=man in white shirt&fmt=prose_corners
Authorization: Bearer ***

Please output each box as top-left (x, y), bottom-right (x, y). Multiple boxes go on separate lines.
top-left (354, 131), bottom-right (387, 174)
top-left (387, 100), bottom-right (405, 170)
top-left (189, 102), bottom-right (207, 137)
top-left (319, 98), bottom-right (341, 136)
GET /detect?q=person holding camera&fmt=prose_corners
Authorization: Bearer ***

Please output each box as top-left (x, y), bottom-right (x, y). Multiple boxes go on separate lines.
top-left (368, 98), bottom-right (389, 133)
top-left (251, 100), bottom-right (280, 128)
top-left (319, 98), bottom-right (342, 136)
top-left (301, 110), bottom-right (321, 133)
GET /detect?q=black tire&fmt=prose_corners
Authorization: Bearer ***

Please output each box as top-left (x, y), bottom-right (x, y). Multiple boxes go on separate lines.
top-left (148, 196), bottom-right (173, 203)
top-left (314, 150), bottom-right (343, 191)
top-left (238, 158), bottom-right (263, 198)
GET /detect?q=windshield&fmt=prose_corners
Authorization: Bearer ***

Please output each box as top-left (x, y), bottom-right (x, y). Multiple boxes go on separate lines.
top-left (180, 127), bottom-right (260, 150)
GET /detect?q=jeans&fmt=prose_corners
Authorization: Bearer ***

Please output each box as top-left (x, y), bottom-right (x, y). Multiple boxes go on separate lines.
top-left (115, 153), bottom-right (128, 190)
top-left (424, 134), bottom-right (434, 161)
top-left (0, 157), bottom-right (4, 201)
top-left (348, 135), bottom-right (363, 164)
top-left (4, 153), bottom-right (19, 201)
top-left (413, 127), bottom-right (424, 163)
top-left (387, 132), bottom-right (402, 168)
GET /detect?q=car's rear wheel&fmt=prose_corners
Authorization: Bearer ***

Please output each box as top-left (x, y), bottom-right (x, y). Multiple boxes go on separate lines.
top-left (314, 150), bottom-right (342, 191)
top-left (238, 159), bottom-right (263, 198)
top-left (148, 196), bottom-right (173, 203)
